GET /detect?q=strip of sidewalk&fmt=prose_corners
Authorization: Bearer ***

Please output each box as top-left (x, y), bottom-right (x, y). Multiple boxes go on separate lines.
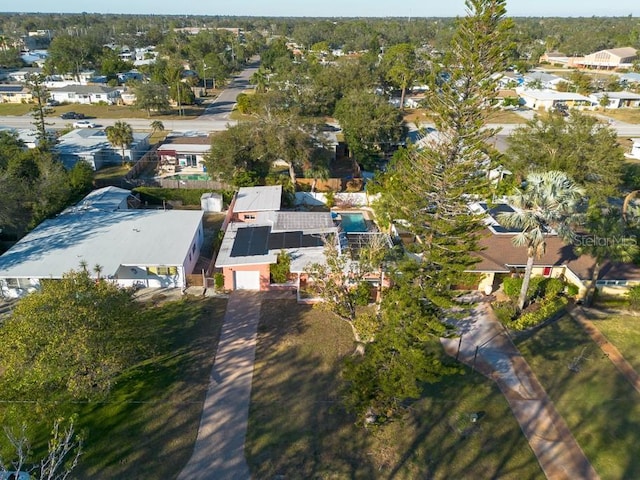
top-left (441, 303), bottom-right (599, 480)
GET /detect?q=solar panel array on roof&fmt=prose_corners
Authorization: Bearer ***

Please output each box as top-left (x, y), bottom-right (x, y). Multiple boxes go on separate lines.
top-left (0, 85), bottom-right (24, 92)
top-left (230, 226), bottom-right (270, 257)
top-left (268, 231), bottom-right (325, 250)
top-left (481, 203), bottom-right (522, 234)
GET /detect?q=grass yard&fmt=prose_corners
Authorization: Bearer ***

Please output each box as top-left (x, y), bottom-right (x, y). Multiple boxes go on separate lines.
top-left (486, 109), bottom-right (528, 123)
top-left (0, 103), bottom-right (32, 116)
top-left (583, 311), bottom-right (640, 374)
top-left (246, 299), bottom-right (542, 479)
top-left (516, 315), bottom-right (640, 480)
top-left (93, 165), bottom-right (132, 182)
top-left (595, 109), bottom-right (640, 125)
top-left (0, 296), bottom-right (226, 479)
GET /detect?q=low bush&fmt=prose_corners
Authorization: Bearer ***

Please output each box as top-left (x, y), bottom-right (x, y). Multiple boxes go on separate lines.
top-left (493, 301), bottom-right (517, 324)
top-left (354, 281), bottom-right (373, 306)
top-left (541, 277), bottom-right (565, 299)
top-left (627, 284), bottom-right (640, 311)
top-left (214, 272), bottom-right (224, 291)
top-left (270, 250), bottom-right (291, 284)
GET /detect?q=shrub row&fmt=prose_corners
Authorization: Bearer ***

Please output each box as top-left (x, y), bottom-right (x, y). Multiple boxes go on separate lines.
top-left (133, 187), bottom-right (234, 206)
top-left (510, 296), bottom-right (569, 331)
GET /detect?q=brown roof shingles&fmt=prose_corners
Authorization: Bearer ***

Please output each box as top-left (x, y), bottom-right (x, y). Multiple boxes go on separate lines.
top-left (472, 230), bottom-right (597, 280)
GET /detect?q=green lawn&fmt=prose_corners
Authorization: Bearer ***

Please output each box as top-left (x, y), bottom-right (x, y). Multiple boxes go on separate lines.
top-left (594, 109), bottom-right (640, 125)
top-left (0, 296), bottom-right (226, 479)
top-left (0, 103), bottom-right (32, 115)
top-left (246, 300), bottom-right (543, 479)
top-left (584, 311), bottom-right (640, 375)
top-left (516, 315), bottom-right (640, 480)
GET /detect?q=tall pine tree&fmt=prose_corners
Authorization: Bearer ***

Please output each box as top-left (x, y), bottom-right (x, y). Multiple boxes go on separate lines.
top-left (343, 1), bottom-right (514, 422)
top-left (375, 0), bottom-right (513, 305)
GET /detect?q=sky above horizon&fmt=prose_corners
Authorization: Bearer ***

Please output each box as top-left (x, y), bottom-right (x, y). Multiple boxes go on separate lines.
top-left (6, 0), bottom-right (640, 18)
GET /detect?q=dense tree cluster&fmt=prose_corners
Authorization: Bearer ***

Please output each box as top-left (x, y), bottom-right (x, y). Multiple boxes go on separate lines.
top-left (0, 132), bottom-right (93, 241)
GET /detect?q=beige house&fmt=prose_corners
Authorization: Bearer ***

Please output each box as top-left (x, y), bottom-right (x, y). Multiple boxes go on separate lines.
top-left (468, 202), bottom-right (640, 299)
top-left (580, 47), bottom-right (638, 70)
top-left (0, 85), bottom-right (32, 103)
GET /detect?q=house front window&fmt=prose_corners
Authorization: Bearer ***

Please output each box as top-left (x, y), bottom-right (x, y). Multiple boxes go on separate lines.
top-left (147, 266), bottom-right (178, 276)
top-left (179, 154), bottom-right (198, 168)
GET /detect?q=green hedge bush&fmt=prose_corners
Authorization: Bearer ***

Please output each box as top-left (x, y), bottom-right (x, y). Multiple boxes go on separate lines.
top-left (133, 187), bottom-right (234, 206)
top-left (511, 296), bottom-right (568, 331)
top-left (627, 284), bottom-right (640, 311)
top-left (502, 276), bottom-right (566, 300)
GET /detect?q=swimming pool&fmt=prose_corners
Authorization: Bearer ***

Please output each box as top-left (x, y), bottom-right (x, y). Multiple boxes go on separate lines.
top-left (164, 174), bottom-right (211, 181)
top-left (340, 212), bottom-right (368, 233)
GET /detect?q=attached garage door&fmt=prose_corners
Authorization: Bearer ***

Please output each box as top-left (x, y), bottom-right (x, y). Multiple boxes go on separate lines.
top-left (234, 270), bottom-right (261, 290)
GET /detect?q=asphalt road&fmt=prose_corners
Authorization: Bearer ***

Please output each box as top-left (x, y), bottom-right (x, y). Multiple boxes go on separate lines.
top-left (0, 58), bottom-right (261, 134)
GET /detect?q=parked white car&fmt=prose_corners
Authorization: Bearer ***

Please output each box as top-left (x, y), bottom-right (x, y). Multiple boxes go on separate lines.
top-left (73, 120), bottom-right (96, 129)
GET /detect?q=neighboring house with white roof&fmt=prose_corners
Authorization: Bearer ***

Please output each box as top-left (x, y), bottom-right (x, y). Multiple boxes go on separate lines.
top-left (618, 72), bottom-right (640, 87)
top-left (590, 91), bottom-right (640, 109)
top-left (55, 129), bottom-right (151, 170)
top-left (0, 186), bottom-right (205, 298)
top-left (522, 71), bottom-right (567, 90)
top-left (230, 185), bottom-right (282, 222)
top-left (0, 127), bottom-right (50, 149)
top-left (516, 88), bottom-right (594, 111)
top-left (6, 67), bottom-right (42, 82)
top-left (49, 85), bottom-right (120, 105)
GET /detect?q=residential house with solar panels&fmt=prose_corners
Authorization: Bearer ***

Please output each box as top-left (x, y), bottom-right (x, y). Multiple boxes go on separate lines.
top-left (216, 185), bottom-right (394, 297)
top-left (0, 186), bottom-right (205, 299)
top-left (216, 185), bottom-right (337, 291)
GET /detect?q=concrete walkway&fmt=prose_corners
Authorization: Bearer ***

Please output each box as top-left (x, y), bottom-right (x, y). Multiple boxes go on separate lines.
top-left (441, 303), bottom-right (599, 480)
top-left (569, 306), bottom-right (640, 395)
top-left (178, 290), bottom-right (261, 480)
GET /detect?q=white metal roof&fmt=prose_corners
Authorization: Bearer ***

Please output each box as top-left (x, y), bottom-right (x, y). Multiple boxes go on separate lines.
top-left (234, 185), bottom-right (282, 212)
top-left (157, 143), bottom-right (211, 154)
top-left (0, 209), bottom-right (204, 280)
top-left (518, 89), bottom-right (592, 102)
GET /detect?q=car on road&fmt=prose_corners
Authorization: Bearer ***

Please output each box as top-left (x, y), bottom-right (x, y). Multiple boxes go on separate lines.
top-left (73, 120), bottom-right (96, 128)
top-left (60, 112), bottom-right (85, 120)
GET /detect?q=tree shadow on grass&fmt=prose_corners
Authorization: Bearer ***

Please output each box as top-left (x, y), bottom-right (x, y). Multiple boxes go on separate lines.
top-left (247, 299), bottom-right (379, 478)
top-left (516, 315), bottom-right (640, 480)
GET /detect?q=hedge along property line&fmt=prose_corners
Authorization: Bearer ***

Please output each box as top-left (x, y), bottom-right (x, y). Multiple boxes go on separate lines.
top-left (511, 296), bottom-right (569, 331)
top-left (133, 187), bottom-right (234, 206)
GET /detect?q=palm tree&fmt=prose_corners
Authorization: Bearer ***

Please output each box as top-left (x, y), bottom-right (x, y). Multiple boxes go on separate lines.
top-left (150, 120), bottom-right (164, 136)
top-left (498, 171), bottom-right (585, 312)
top-left (106, 121), bottom-right (134, 165)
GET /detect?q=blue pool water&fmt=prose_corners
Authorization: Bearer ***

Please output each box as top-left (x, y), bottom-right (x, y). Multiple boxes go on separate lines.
top-left (340, 213), bottom-right (368, 233)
